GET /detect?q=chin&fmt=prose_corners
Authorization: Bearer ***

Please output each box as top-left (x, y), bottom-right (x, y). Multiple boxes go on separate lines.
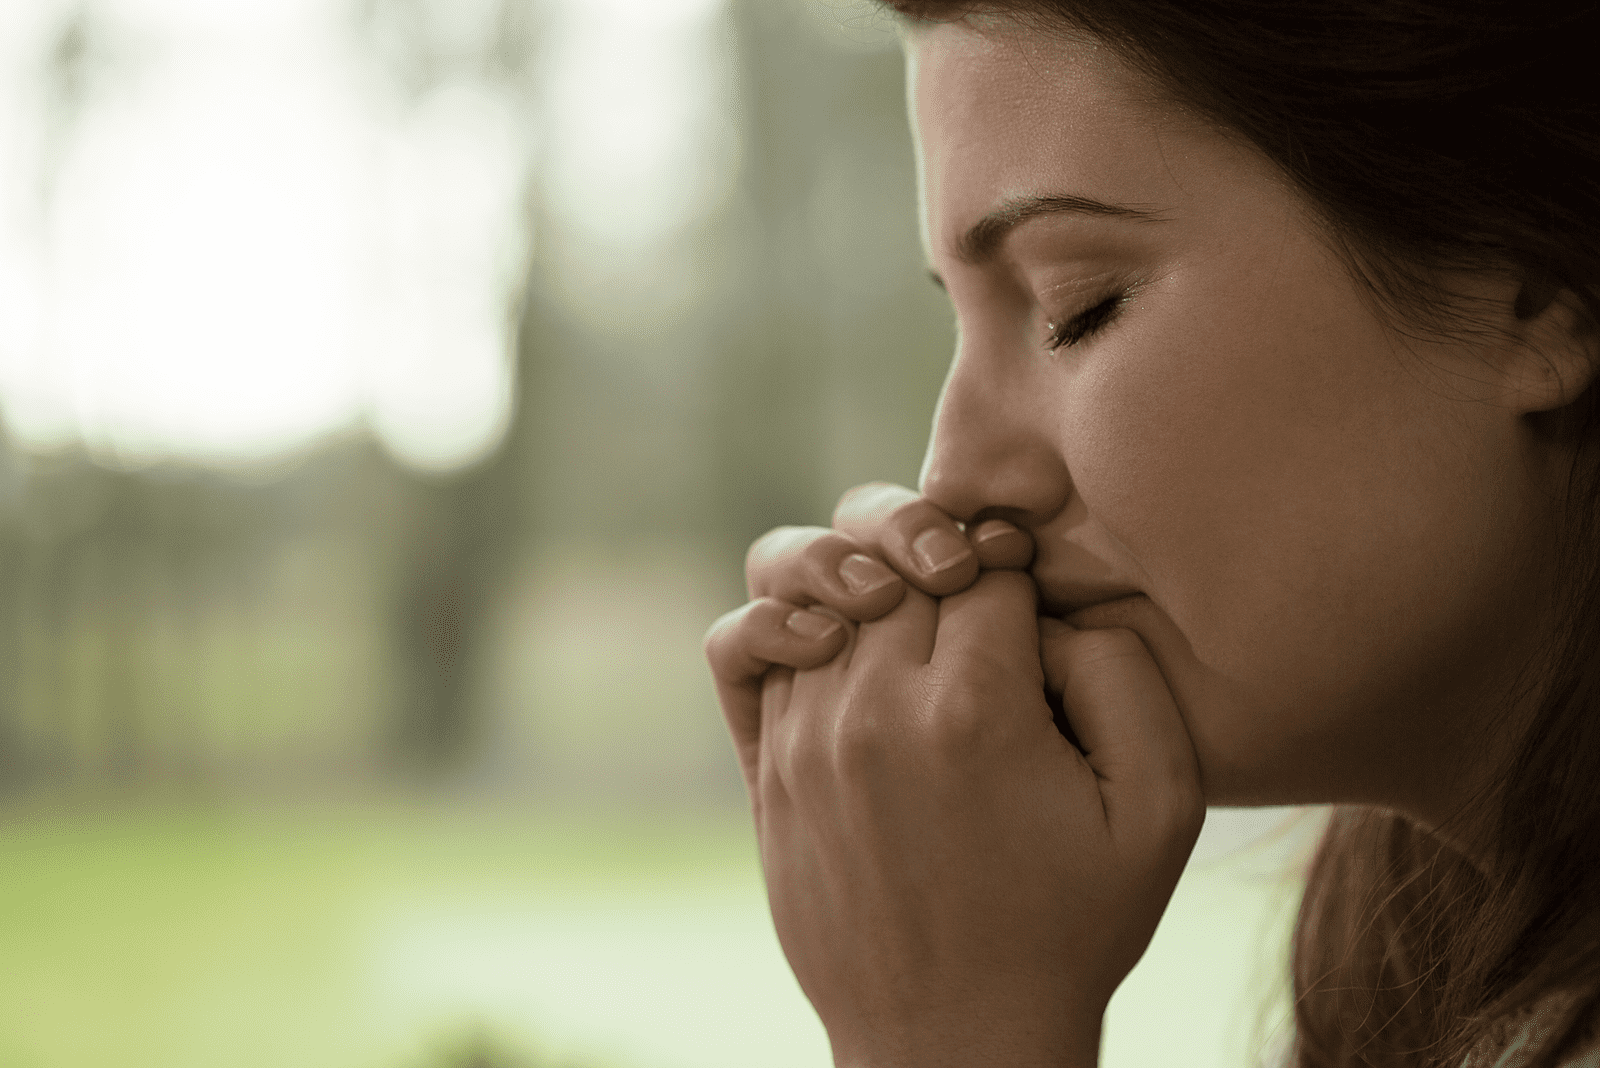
top-left (1052, 596), bottom-right (1347, 809)
top-left (1190, 721), bottom-right (1365, 810)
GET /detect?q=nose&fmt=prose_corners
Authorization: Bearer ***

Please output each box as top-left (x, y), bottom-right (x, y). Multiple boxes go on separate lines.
top-left (917, 335), bottom-right (1072, 527)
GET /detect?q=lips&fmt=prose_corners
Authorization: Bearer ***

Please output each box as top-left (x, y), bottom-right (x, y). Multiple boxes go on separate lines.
top-left (1025, 510), bottom-right (1144, 617)
top-left (1035, 581), bottom-right (1144, 619)
top-left (1028, 529), bottom-right (1142, 617)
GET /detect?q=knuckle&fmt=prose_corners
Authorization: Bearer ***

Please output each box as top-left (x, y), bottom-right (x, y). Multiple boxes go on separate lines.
top-left (746, 526), bottom-right (839, 598)
top-left (833, 481), bottom-right (911, 528)
top-left (831, 725), bottom-right (885, 779)
top-left (829, 692), bottom-right (893, 775)
top-left (744, 525), bottom-right (811, 573)
top-left (702, 605), bottom-right (748, 664)
top-left (774, 700), bottom-right (851, 783)
top-left (835, 479), bottom-right (895, 508)
top-left (747, 524), bottom-right (802, 559)
top-left (914, 668), bottom-right (998, 754)
top-left (929, 703), bottom-right (988, 755)
top-left (783, 716), bottom-right (840, 788)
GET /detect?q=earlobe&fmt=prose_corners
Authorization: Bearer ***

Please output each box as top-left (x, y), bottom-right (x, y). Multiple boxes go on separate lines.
top-left (1513, 268), bottom-right (1562, 323)
top-left (1503, 280), bottom-right (1599, 415)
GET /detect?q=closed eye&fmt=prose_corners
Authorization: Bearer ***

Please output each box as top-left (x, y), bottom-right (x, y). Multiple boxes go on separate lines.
top-left (1045, 292), bottom-right (1127, 351)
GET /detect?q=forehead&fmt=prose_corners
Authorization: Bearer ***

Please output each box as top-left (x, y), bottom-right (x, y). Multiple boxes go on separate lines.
top-left (904, 20), bottom-right (1265, 251)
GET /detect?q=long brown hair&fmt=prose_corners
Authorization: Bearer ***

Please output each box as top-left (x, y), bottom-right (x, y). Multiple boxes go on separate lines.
top-left (875, 2), bottom-right (1600, 1065)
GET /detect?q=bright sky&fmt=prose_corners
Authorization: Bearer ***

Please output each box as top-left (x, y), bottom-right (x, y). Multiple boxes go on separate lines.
top-left (0, 0), bottom-right (728, 473)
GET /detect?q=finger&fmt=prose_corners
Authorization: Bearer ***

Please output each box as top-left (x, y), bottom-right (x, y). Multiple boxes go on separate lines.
top-left (745, 526), bottom-right (907, 621)
top-left (757, 666), bottom-right (797, 820)
top-left (704, 599), bottom-right (849, 769)
top-left (852, 583), bottom-right (940, 667)
top-left (1039, 620), bottom-right (1203, 849)
top-left (970, 518), bottom-right (1034, 570)
top-left (929, 569), bottom-right (1044, 687)
top-left (832, 482), bottom-right (980, 595)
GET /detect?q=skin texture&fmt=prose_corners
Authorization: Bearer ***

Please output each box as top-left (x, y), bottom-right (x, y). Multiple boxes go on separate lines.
top-left (906, 18), bottom-right (1594, 826)
top-left (703, 15), bottom-right (1596, 1065)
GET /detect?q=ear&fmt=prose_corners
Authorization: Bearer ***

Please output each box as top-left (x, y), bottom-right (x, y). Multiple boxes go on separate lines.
top-left (1499, 272), bottom-right (1598, 415)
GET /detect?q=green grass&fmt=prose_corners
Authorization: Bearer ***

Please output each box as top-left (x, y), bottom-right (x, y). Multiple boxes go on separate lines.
top-left (0, 801), bottom-right (788, 1068)
top-left (0, 800), bottom-right (1304, 1068)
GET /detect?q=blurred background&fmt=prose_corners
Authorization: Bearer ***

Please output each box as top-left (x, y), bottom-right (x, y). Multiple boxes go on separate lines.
top-left (0, 0), bottom-right (1314, 1065)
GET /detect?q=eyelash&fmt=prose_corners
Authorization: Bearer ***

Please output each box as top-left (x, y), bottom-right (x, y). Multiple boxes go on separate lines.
top-left (1045, 292), bottom-right (1128, 352)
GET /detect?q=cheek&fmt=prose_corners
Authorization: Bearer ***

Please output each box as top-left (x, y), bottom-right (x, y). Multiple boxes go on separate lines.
top-left (1056, 272), bottom-right (1526, 738)
top-left (1061, 277), bottom-right (1379, 631)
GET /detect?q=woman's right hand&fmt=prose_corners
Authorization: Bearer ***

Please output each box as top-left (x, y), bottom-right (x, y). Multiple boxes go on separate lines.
top-left (703, 482), bottom-right (1034, 792)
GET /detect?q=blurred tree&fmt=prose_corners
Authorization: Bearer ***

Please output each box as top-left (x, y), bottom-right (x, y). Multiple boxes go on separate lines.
top-left (36, 0), bottom-right (98, 213)
top-left (0, 0), bottom-right (954, 797)
top-left (353, 0), bottom-right (548, 774)
top-left (710, 0), bottom-right (952, 581)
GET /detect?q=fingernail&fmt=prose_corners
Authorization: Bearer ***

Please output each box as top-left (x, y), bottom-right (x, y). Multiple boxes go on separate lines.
top-left (912, 526), bottom-right (972, 573)
top-left (786, 609), bottom-right (842, 641)
top-left (972, 519), bottom-right (1020, 545)
top-left (839, 553), bottom-right (897, 595)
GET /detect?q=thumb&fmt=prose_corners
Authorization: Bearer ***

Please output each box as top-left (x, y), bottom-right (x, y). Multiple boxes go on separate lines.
top-left (930, 569), bottom-right (1043, 684)
top-left (1039, 618), bottom-right (1203, 852)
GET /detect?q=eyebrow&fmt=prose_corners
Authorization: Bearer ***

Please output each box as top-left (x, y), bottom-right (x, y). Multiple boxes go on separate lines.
top-left (953, 193), bottom-right (1171, 265)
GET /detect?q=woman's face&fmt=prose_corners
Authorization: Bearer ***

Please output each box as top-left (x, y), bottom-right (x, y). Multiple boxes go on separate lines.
top-left (905, 19), bottom-right (1563, 821)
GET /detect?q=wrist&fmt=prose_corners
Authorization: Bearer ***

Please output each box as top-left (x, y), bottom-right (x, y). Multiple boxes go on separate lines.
top-left (832, 1021), bottom-right (1102, 1068)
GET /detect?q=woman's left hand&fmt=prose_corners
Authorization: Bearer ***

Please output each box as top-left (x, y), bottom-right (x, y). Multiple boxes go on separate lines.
top-left (744, 569), bottom-right (1204, 1068)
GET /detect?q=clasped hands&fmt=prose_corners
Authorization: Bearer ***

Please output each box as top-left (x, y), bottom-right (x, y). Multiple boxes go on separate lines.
top-left (703, 483), bottom-right (1204, 1068)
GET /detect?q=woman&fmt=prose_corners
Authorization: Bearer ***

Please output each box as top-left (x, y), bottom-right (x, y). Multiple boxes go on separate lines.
top-left (702, 3), bottom-right (1600, 1066)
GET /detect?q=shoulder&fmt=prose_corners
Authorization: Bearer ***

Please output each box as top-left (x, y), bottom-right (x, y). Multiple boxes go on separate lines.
top-left (1461, 988), bottom-right (1600, 1068)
